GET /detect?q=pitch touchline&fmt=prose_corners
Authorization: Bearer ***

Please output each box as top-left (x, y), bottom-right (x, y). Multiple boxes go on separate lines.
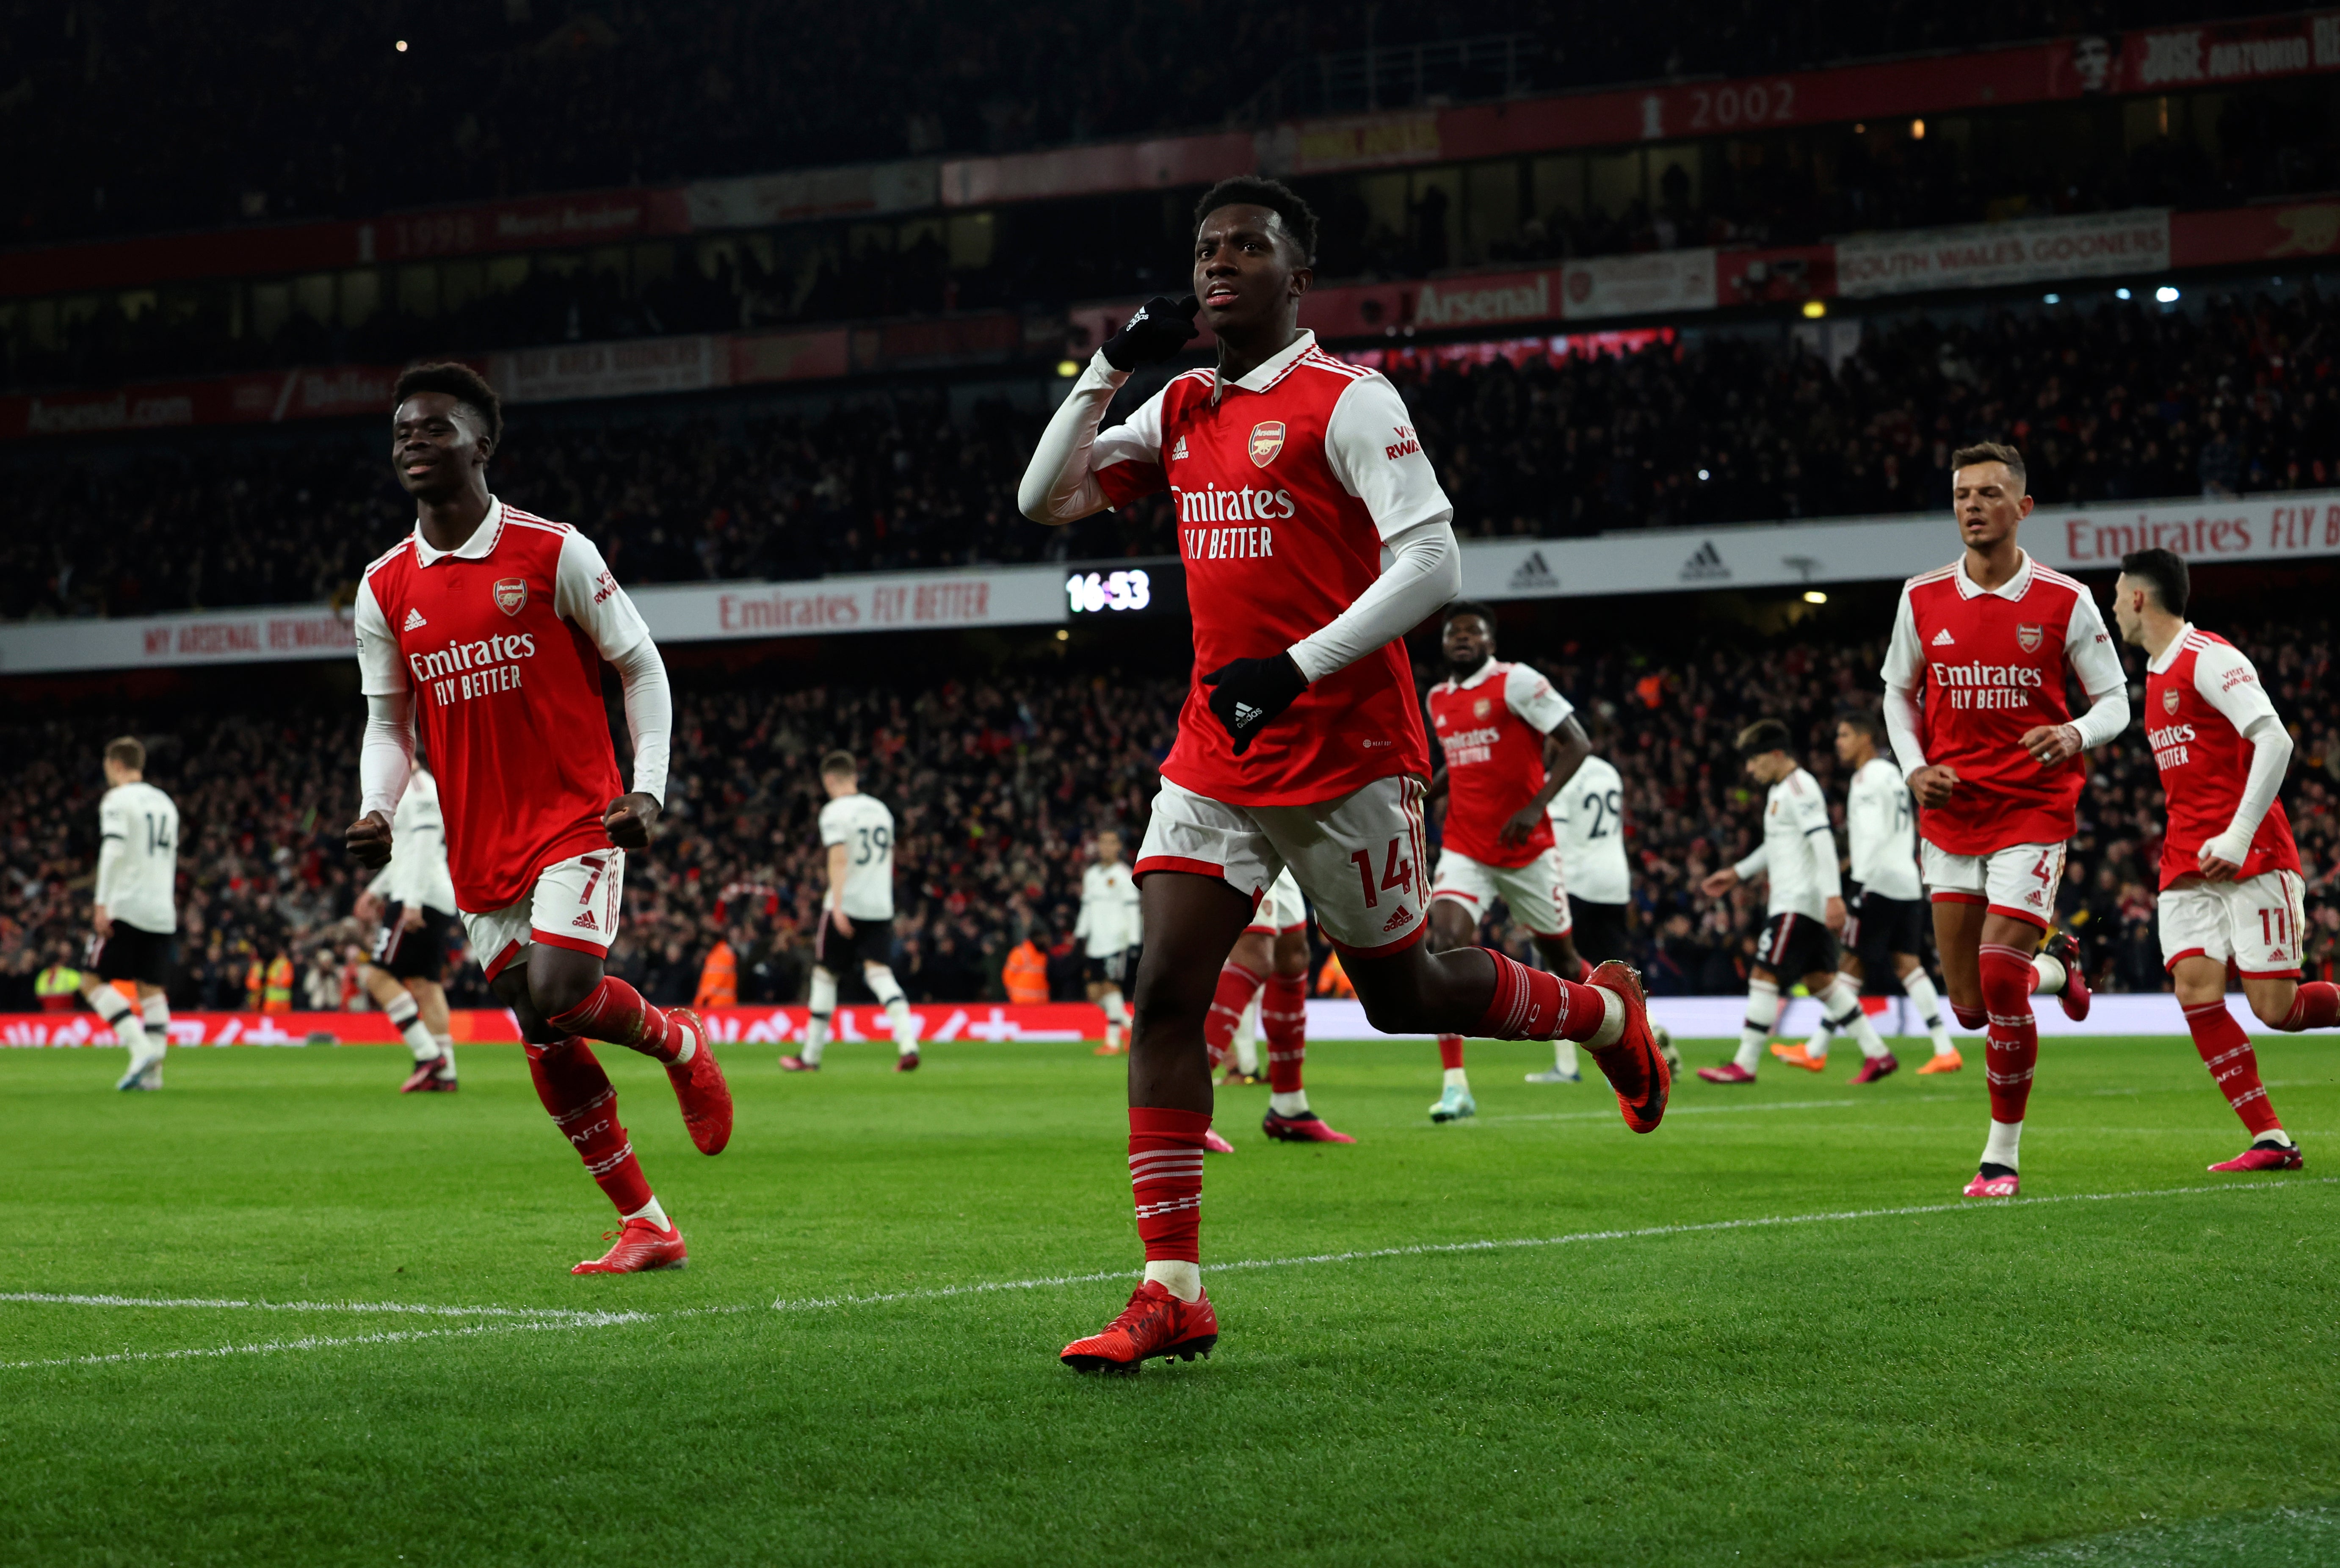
top-left (0, 1291), bottom-right (624, 1321)
top-left (8, 1179), bottom-right (2329, 1368)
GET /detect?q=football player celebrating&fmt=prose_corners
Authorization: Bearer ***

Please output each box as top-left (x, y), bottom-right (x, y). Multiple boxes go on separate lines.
top-left (2112, 548), bottom-right (2337, 1171)
top-left (348, 363), bottom-right (732, 1275)
top-left (1423, 602), bottom-right (1591, 1123)
top-left (1880, 442), bottom-right (2128, 1198)
top-left (1020, 177), bottom-right (1667, 1374)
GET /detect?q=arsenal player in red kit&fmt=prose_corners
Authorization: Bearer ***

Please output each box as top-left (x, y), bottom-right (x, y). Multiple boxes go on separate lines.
top-left (2111, 548), bottom-right (2336, 1171)
top-left (1423, 602), bottom-right (1592, 1122)
top-left (1881, 442), bottom-right (2128, 1198)
top-left (347, 363), bottom-right (733, 1274)
top-left (1020, 177), bottom-right (1669, 1373)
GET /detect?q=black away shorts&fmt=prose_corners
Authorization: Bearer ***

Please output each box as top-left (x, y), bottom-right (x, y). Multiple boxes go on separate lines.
top-left (89, 924), bottom-right (175, 987)
top-left (371, 903), bottom-right (457, 983)
top-left (1754, 911), bottom-right (1840, 983)
top-left (815, 914), bottom-right (895, 972)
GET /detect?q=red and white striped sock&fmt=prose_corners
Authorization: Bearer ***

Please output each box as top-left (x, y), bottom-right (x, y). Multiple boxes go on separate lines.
top-left (1129, 1107), bottom-right (1209, 1298)
top-left (2182, 999), bottom-right (2283, 1139)
top-left (1978, 942), bottom-right (2040, 1128)
top-left (1475, 950), bottom-right (1616, 1044)
top-left (1204, 962), bottom-right (1263, 1069)
top-left (1263, 974), bottom-right (1308, 1093)
top-left (547, 976), bottom-right (696, 1065)
top-left (526, 1038), bottom-right (653, 1215)
top-left (2279, 982), bottom-right (2339, 1032)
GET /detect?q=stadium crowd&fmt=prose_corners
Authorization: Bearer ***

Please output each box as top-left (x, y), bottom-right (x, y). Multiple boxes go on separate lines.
top-left (5, 611), bottom-right (2335, 1017)
top-left (8, 283), bottom-right (2336, 622)
top-left (3, 1), bottom-right (2239, 247)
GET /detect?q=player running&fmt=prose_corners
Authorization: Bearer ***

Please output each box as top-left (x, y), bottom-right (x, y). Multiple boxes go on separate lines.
top-left (1020, 176), bottom-right (1667, 1374)
top-left (1780, 711), bottom-right (1959, 1074)
top-left (1423, 602), bottom-right (1590, 1123)
top-left (1077, 829), bottom-right (1141, 1057)
top-left (2111, 548), bottom-right (2338, 1171)
top-left (1696, 720), bottom-right (1896, 1084)
top-left (1547, 714), bottom-right (1680, 1081)
top-left (353, 754), bottom-right (460, 1092)
top-left (1203, 868), bottom-right (1345, 1142)
top-left (347, 362), bottom-right (732, 1275)
top-left (82, 736), bottom-right (178, 1091)
top-left (782, 752), bottom-right (921, 1072)
top-left (1881, 442), bottom-right (2128, 1198)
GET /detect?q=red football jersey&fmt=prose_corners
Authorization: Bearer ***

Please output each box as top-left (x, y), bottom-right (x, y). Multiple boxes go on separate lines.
top-left (1426, 660), bottom-right (1574, 869)
top-left (1090, 333), bottom-right (1443, 806)
top-left (2145, 626), bottom-right (2299, 889)
top-left (1881, 553), bottom-right (2125, 856)
top-left (354, 501), bottom-right (649, 912)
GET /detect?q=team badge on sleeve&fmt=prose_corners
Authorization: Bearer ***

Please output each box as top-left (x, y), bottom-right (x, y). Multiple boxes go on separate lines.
top-left (2015, 623), bottom-right (2043, 653)
top-left (493, 577), bottom-right (528, 616)
top-left (1247, 421), bottom-right (1287, 467)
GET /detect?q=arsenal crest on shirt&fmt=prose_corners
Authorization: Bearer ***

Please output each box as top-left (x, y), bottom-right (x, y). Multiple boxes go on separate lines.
top-left (1248, 420), bottom-right (1286, 467)
top-left (2015, 623), bottom-right (2043, 653)
top-left (1473, 698), bottom-right (1493, 719)
top-left (493, 577), bottom-right (528, 616)
top-left (2163, 686), bottom-right (2182, 715)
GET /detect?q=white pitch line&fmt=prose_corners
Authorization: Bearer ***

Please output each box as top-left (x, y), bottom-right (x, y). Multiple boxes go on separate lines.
top-left (0, 1291), bottom-right (619, 1321)
top-left (10, 1177), bottom-right (2331, 1368)
top-left (1481, 1097), bottom-right (1858, 1124)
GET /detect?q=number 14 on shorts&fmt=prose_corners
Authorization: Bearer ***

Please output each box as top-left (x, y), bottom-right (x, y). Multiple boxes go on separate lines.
top-left (1350, 838), bottom-right (1415, 908)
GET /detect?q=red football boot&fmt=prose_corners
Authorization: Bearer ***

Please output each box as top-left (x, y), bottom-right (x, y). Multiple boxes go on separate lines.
top-left (398, 1057), bottom-right (457, 1093)
top-left (570, 1216), bottom-right (688, 1274)
top-left (1263, 1109), bottom-right (1356, 1144)
top-left (1059, 1281), bottom-right (1218, 1374)
top-left (1849, 1052), bottom-right (1899, 1085)
top-left (2044, 930), bottom-right (2090, 1021)
top-left (1587, 961), bottom-right (1669, 1134)
top-left (2209, 1140), bottom-right (2304, 1172)
top-left (662, 1012), bottom-right (733, 1155)
top-left (1963, 1165), bottom-right (2020, 1198)
top-left (1203, 1126), bottom-right (1236, 1154)
top-left (1697, 1061), bottom-right (1757, 1085)
top-left (894, 1049), bottom-right (921, 1072)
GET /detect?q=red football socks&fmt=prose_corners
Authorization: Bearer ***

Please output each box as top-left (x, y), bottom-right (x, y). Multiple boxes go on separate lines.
top-left (1977, 943), bottom-right (2041, 1124)
top-left (2279, 981), bottom-right (2339, 1032)
top-left (1476, 950), bottom-right (1607, 1041)
top-left (2183, 1000), bottom-right (2282, 1137)
top-left (1951, 1002), bottom-right (1987, 1030)
top-left (1128, 1107), bottom-right (1210, 1263)
top-left (1203, 962), bottom-right (1263, 1068)
top-left (1262, 974), bottom-right (1309, 1092)
top-left (547, 976), bottom-right (690, 1064)
top-left (1437, 1033), bottom-right (1466, 1070)
top-left (526, 1037), bottom-right (652, 1215)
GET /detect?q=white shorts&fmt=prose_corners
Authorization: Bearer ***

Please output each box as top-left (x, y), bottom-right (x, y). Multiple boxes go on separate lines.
top-left (2157, 870), bottom-right (2307, 979)
top-left (1244, 868), bottom-right (1307, 935)
top-left (461, 848), bottom-right (626, 983)
top-left (1922, 839), bottom-right (2065, 930)
top-left (1431, 846), bottom-right (1571, 937)
top-left (1138, 776), bottom-right (1428, 956)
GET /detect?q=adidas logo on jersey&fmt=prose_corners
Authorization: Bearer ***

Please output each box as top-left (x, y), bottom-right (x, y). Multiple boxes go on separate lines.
top-left (403, 608), bottom-right (428, 630)
top-left (1931, 628), bottom-right (1955, 646)
top-left (572, 909), bottom-right (598, 930)
top-left (1508, 550), bottom-right (1558, 593)
top-left (1678, 540), bottom-right (1730, 583)
top-left (1171, 435), bottom-right (1189, 460)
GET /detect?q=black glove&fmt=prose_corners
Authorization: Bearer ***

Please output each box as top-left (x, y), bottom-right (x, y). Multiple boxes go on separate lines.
top-left (1100, 294), bottom-right (1200, 371)
top-left (1202, 654), bottom-right (1309, 756)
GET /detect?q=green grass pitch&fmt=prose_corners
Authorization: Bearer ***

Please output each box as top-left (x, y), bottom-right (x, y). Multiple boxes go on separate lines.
top-left (4, 1030), bottom-right (2336, 1567)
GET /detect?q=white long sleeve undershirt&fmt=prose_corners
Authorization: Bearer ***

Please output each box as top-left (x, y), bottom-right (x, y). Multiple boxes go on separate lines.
top-left (2206, 716), bottom-right (2293, 864)
top-left (358, 690), bottom-right (417, 823)
top-left (1289, 519), bottom-right (1459, 683)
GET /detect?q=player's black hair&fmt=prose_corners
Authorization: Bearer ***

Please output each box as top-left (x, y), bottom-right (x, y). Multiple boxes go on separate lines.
top-left (1194, 176), bottom-right (1319, 265)
top-left (1735, 717), bottom-right (1794, 758)
top-left (1950, 439), bottom-right (2026, 492)
top-left (1837, 708), bottom-right (1889, 746)
top-left (820, 750), bottom-right (857, 778)
top-left (2119, 547), bottom-right (2189, 617)
top-left (393, 361), bottom-right (504, 451)
top-left (1441, 600), bottom-right (1497, 634)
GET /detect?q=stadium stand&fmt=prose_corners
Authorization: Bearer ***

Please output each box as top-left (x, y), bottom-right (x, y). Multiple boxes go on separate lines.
top-left (6, 615), bottom-right (2334, 1015)
top-left (5, 282), bottom-right (2333, 620)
